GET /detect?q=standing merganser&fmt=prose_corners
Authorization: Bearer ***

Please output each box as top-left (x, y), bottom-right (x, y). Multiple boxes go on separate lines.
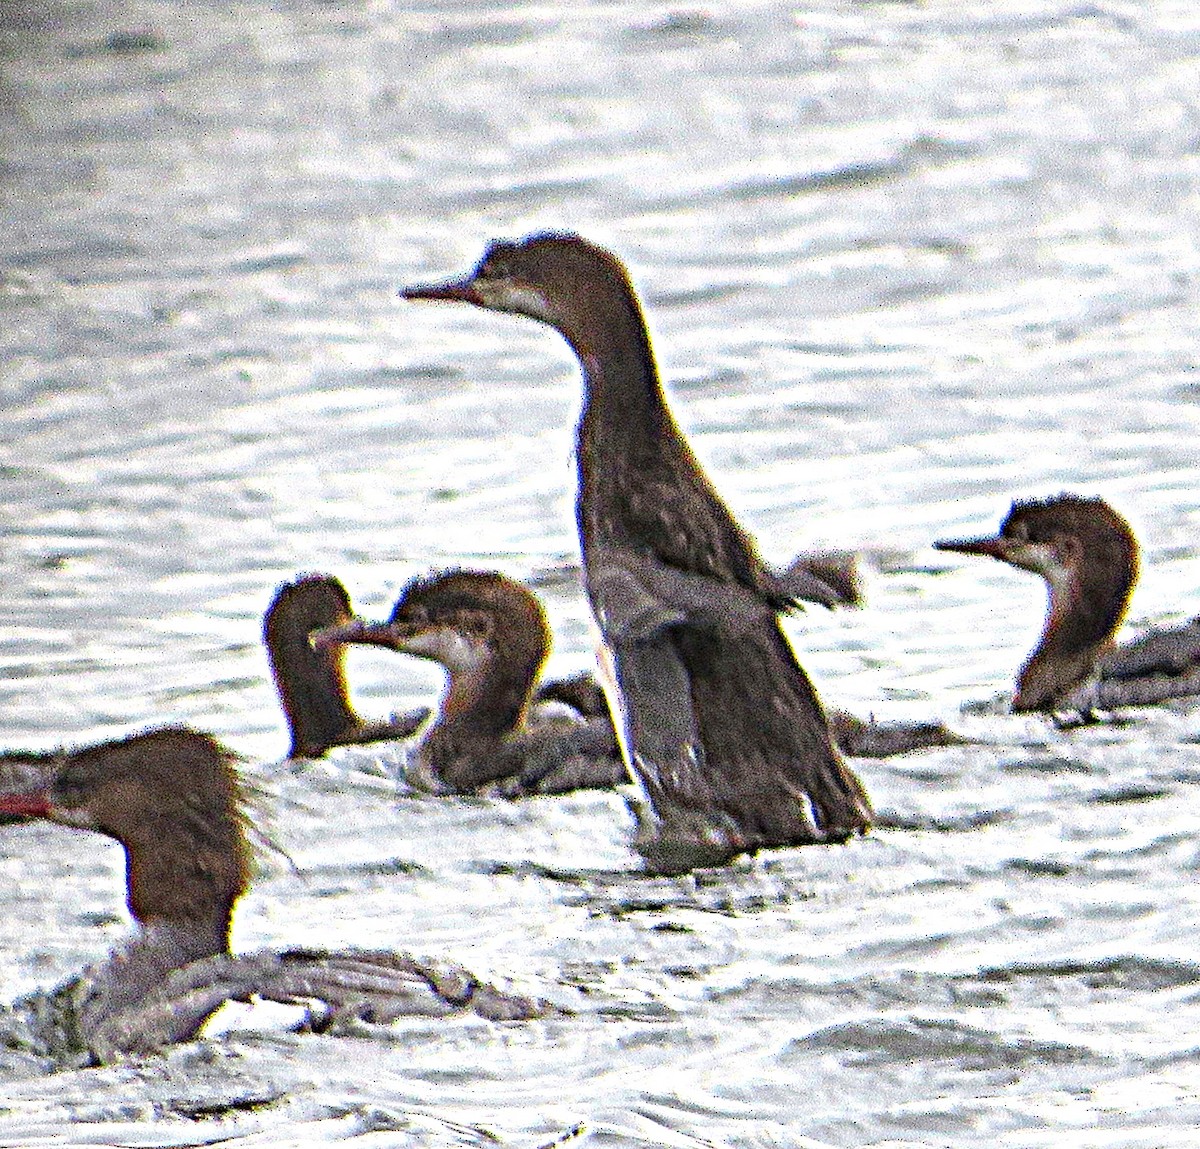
top-left (265, 574), bottom-right (427, 759)
top-left (312, 569), bottom-right (626, 796)
top-left (935, 493), bottom-right (1200, 714)
top-left (0, 727), bottom-right (551, 1066)
top-left (401, 233), bottom-right (872, 873)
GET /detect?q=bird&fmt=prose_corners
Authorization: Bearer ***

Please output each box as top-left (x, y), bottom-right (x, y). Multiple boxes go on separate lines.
top-left (935, 493), bottom-right (1200, 715)
top-left (0, 727), bottom-right (552, 1067)
top-left (401, 232), bottom-right (872, 873)
top-left (264, 574), bottom-right (428, 759)
top-left (311, 568), bottom-right (627, 796)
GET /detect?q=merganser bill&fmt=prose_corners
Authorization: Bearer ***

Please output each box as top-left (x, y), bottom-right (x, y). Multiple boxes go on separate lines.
top-left (312, 569), bottom-right (626, 796)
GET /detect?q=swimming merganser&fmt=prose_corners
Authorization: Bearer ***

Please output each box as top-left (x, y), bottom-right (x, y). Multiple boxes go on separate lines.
top-left (935, 494), bottom-right (1200, 714)
top-left (309, 566), bottom-right (959, 771)
top-left (313, 569), bottom-right (625, 796)
top-left (265, 574), bottom-right (429, 758)
top-left (0, 728), bottom-right (551, 1066)
top-left (401, 233), bottom-right (872, 872)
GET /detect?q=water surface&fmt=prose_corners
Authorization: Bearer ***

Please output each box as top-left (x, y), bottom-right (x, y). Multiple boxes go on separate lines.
top-left (2, 2), bottom-right (1200, 1146)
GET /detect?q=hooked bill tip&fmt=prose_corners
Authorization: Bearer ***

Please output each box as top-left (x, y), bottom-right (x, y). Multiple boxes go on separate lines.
top-left (311, 619), bottom-right (403, 651)
top-left (309, 620), bottom-right (367, 651)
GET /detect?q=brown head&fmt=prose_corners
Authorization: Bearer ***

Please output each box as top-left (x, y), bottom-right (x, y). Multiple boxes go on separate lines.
top-left (401, 232), bottom-right (653, 367)
top-left (936, 494), bottom-right (1139, 711)
top-left (313, 570), bottom-right (551, 736)
top-left (0, 728), bottom-right (249, 958)
top-left (265, 574), bottom-right (364, 758)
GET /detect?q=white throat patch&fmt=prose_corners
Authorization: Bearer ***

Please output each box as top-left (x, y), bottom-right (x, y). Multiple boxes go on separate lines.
top-left (476, 280), bottom-right (557, 324)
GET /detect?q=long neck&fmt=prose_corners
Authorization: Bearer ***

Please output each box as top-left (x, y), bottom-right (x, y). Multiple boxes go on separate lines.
top-left (572, 303), bottom-right (683, 549)
top-left (568, 280), bottom-right (668, 430)
top-left (124, 827), bottom-right (241, 962)
top-left (271, 633), bottom-right (362, 757)
top-left (421, 645), bottom-right (544, 787)
top-left (435, 653), bottom-right (538, 743)
top-left (569, 300), bottom-right (773, 600)
top-left (577, 313), bottom-right (670, 437)
top-left (1016, 567), bottom-right (1130, 710)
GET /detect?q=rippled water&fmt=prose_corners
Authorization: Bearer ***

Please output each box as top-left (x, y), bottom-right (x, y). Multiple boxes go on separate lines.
top-left (3, 1), bottom-right (1200, 1145)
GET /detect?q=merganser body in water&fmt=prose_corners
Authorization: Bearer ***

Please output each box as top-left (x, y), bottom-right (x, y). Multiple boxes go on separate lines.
top-left (313, 569), bottom-right (626, 796)
top-left (936, 494), bottom-right (1200, 715)
top-left (401, 233), bottom-right (872, 873)
top-left (0, 728), bottom-right (551, 1066)
top-left (265, 574), bottom-right (426, 758)
top-left (311, 569), bottom-right (960, 773)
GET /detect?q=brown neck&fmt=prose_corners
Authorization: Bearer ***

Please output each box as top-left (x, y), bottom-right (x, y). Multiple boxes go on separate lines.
top-left (579, 323), bottom-right (670, 426)
top-left (54, 731), bottom-right (251, 963)
top-left (124, 838), bottom-right (240, 959)
top-left (575, 295), bottom-right (677, 450)
top-left (572, 296), bottom-right (695, 562)
top-left (269, 625), bottom-right (363, 758)
top-left (570, 300), bottom-right (776, 604)
top-left (113, 737), bottom-right (248, 957)
top-left (422, 640), bottom-right (547, 783)
top-left (437, 646), bottom-right (541, 738)
top-left (1016, 563), bottom-right (1133, 711)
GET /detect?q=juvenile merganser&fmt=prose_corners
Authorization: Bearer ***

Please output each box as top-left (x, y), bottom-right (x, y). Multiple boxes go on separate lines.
top-left (265, 574), bottom-right (427, 758)
top-left (402, 233), bottom-right (872, 872)
top-left (0, 728), bottom-right (551, 1066)
top-left (313, 569), bottom-right (625, 796)
top-left (935, 494), bottom-right (1200, 714)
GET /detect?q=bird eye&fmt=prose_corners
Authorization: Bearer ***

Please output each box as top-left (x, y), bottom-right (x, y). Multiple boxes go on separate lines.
top-left (463, 610), bottom-right (494, 641)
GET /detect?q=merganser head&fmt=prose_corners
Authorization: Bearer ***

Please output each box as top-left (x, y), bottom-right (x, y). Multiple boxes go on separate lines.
top-left (266, 574), bottom-right (356, 648)
top-left (312, 569), bottom-right (550, 683)
top-left (0, 729), bottom-right (249, 952)
top-left (935, 493), bottom-right (1136, 590)
top-left (935, 494), bottom-right (1139, 712)
top-left (401, 232), bottom-right (642, 356)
